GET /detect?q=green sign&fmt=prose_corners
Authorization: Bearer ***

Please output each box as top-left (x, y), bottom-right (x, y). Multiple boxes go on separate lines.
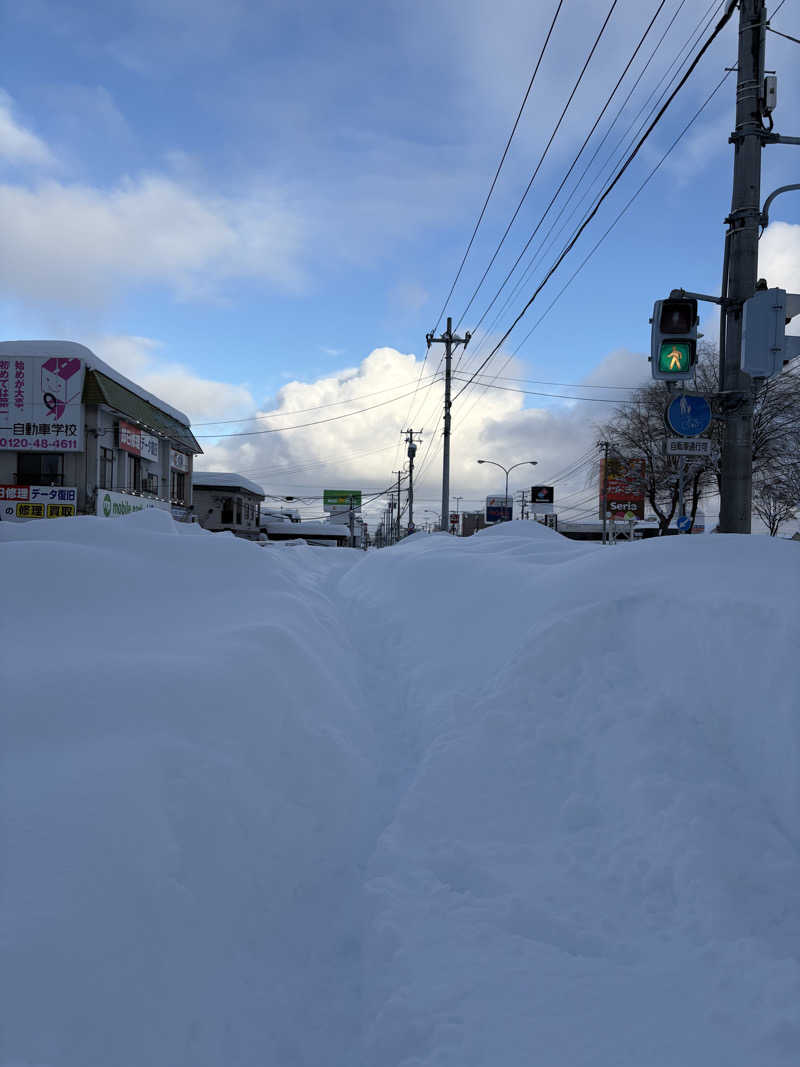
top-left (658, 341), bottom-right (691, 374)
top-left (323, 489), bottom-right (362, 510)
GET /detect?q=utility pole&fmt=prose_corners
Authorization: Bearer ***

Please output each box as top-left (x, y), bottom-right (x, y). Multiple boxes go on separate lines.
top-left (426, 317), bottom-right (470, 531)
top-left (718, 0), bottom-right (766, 533)
top-left (392, 470), bottom-right (403, 543)
top-left (348, 494), bottom-right (356, 548)
top-left (402, 429), bottom-right (422, 534)
top-left (599, 441), bottom-right (609, 545)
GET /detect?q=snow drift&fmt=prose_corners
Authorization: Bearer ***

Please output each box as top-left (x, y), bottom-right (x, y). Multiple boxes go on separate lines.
top-left (2, 512), bottom-right (799, 1066)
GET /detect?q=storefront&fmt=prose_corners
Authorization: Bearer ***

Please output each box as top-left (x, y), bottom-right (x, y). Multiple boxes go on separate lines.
top-left (0, 340), bottom-right (202, 521)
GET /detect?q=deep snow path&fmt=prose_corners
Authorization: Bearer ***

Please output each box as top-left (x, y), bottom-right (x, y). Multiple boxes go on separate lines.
top-left (2, 514), bottom-right (800, 1067)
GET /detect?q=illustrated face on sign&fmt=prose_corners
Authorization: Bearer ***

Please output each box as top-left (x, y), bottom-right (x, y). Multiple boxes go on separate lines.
top-left (40, 358), bottom-right (82, 419)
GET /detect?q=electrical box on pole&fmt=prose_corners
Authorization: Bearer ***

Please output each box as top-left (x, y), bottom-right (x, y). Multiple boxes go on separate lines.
top-left (650, 297), bottom-right (698, 380)
top-left (740, 287), bottom-right (800, 378)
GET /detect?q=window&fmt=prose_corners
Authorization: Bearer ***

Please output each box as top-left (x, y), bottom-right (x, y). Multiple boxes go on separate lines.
top-left (18, 453), bottom-right (63, 486)
top-left (170, 469), bottom-right (186, 502)
top-left (128, 453), bottom-right (141, 491)
top-left (99, 448), bottom-right (114, 489)
top-left (221, 497), bottom-right (234, 524)
top-left (143, 472), bottom-right (159, 496)
top-left (236, 498), bottom-right (242, 524)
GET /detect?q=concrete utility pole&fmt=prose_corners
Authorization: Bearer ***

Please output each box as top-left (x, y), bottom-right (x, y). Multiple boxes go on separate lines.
top-left (402, 429), bottom-right (422, 533)
top-left (599, 441), bottom-right (610, 545)
top-left (426, 318), bottom-right (470, 531)
top-left (718, 0), bottom-right (766, 533)
top-left (393, 470), bottom-right (403, 542)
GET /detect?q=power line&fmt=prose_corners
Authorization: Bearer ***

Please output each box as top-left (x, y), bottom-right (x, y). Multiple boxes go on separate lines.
top-left (766, 25), bottom-right (800, 44)
top-left (453, 0), bottom-right (622, 342)
top-left (452, 0), bottom-right (738, 401)
top-left (194, 380), bottom-right (439, 439)
top-left (430, 0), bottom-right (566, 335)
top-left (453, 0), bottom-right (725, 387)
top-left (191, 374), bottom-right (439, 427)
top-left (452, 375), bottom-right (639, 404)
top-left (463, 0), bottom-right (669, 338)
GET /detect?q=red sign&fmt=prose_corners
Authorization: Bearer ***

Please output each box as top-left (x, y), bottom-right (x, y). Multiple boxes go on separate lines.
top-left (119, 420), bottom-right (142, 455)
top-left (0, 484), bottom-right (30, 500)
top-left (600, 457), bottom-right (645, 520)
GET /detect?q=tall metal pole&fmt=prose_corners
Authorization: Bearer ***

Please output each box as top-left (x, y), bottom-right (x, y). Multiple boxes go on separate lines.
top-left (504, 469), bottom-right (510, 519)
top-left (601, 441), bottom-right (609, 545)
top-left (718, 0), bottom-right (766, 533)
top-left (426, 318), bottom-right (470, 532)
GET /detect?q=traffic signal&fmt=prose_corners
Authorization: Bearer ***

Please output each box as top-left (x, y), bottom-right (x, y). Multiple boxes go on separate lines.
top-left (650, 297), bottom-right (698, 380)
top-left (741, 287), bottom-right (800, 379)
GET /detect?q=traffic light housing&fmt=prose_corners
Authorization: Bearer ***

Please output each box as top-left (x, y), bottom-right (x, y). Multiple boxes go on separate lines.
top-left (741, 287), bottom-right (800, 379)
top-left (650, 297), bottom-right (698, 380)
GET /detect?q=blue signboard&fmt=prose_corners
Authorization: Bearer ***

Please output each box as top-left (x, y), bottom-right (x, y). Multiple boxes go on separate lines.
top-left (666, 394), bottom-right (712, 437)
top-left (486, 505), bottom-right (512, 523)
top-left (676, 515), bottom-right (693, 532)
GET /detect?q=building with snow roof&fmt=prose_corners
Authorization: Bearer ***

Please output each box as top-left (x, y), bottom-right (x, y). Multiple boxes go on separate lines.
top-left (191, 472), bottom-right (266, 541)
top-left (0, 340), bottom-right (202, 522)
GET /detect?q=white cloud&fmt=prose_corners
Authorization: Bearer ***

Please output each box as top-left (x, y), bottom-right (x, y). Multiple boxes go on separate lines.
top-left (0, 90), bottom-right (56, 168)
top-left (193, 345), bottom-right (631, 523)
top-left (0, 174), bottom-right (308, 308)
top-left (88, 334), bottom-right (256, 422)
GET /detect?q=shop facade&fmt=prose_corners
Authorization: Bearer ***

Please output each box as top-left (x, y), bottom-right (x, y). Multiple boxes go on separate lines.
top-left (192, 472), bottom-right (266, 540)
top-left (0, 340), bottom-right (202, 522)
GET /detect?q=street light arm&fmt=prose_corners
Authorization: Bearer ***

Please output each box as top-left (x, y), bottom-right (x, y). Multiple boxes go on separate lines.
top-left (476, 458), bottom-right (509, 476)
top-left (507, 460), bottom-right (538, 475)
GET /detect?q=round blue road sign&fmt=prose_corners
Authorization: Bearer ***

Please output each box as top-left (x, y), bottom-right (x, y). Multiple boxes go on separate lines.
top-left (666, 394), bottom-right (712, 437)
top-left (676, 515), bottom-right (693, 532)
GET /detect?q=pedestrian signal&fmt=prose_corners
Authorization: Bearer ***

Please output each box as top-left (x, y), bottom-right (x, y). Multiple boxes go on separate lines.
top-left (650, 297), bottom-right (697, 380)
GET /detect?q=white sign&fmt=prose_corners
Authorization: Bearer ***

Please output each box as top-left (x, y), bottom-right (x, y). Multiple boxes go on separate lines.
top-left (0, 355), bottom-right (85, 451)
top-left (0, 484), bottom-right (77, 520)
top-left (96, 489), bottom-right (170, 518)
top-left (170, 449), bottom-right (189, 472)
top-left (140, 433), bottom-right (160, 461)
top-left (665, 437), bottom-right (712, 456)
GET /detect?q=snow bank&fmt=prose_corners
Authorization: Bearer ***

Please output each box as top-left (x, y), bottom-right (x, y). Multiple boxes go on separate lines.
top-left (2, 513), bottom-right (799, 1066)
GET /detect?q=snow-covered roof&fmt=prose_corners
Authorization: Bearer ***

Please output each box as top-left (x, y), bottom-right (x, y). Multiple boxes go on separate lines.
top-left (0, 340), bottom-right (192, 427)
top-left (192, 471), bottom-right (266, 497)
top-left (261, 519), bottom-right (350, 538)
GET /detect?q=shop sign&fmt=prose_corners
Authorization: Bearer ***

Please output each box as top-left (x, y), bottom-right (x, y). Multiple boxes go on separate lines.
top-left (140, 432), bottom-right (160, 461)
top-left (323, 489), bottom-right (362, 511)
top-left (119, 421), bottom-right (141, 455)
top-left (600, 457), bottom-right (646, 521)
top-left (0, 484), bottom-right (77, 520)
top-left (170, 449), bottom-right (189, 472)
top-left (0, 356), bottom-right (85, 452)
top-left (97, 489), bottom-right (170, 518)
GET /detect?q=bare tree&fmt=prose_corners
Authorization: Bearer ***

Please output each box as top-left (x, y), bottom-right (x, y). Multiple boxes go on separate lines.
top-left (597, 345), bottom-right (800, 534)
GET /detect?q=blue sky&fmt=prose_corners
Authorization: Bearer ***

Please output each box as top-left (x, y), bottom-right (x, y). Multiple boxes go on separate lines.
top-left (1, 0), bottom-right (798, 519)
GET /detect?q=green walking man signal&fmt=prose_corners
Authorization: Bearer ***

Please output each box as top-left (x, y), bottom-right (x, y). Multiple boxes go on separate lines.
top-left (650, 297), bottom-right (698, 380)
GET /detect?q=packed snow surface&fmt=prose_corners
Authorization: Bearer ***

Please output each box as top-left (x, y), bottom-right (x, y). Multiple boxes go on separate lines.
top-left (2, 513), bottom-right (799, 1067)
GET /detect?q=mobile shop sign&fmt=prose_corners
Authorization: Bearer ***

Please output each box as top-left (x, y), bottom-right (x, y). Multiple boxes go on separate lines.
top-left (0, 484), bottom-right (77, 520)
top-left (600, 457), bottom-right (646, 520)
top-left (486, 495), bottom-right (512, 523)
top-left (97, 489), bottom-right (171, 518)
top-left (0, 356), bottom-right (85, 452)
top-left (530, 485), bottom-right (555, 514)
top-left (323, 489), bottom-right (362, 512)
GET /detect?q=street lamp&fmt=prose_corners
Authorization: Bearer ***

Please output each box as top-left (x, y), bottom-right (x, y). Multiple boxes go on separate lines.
top-left (477, 459), bottom-right (538, 520)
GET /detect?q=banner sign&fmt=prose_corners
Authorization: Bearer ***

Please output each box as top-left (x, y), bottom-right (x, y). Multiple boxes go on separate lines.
top-left (0, 484), bottom-right (77, 520)
top-left (600, 457), bottom-right (646, 520)
top-left (0, 356), bottom-right (84, 451)
top-left (96, 489), bottom-right (171, 518)
top-left (323, 489), bottom-right (362, 512)
top-left (170, 449), bottom-right (189, 472)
